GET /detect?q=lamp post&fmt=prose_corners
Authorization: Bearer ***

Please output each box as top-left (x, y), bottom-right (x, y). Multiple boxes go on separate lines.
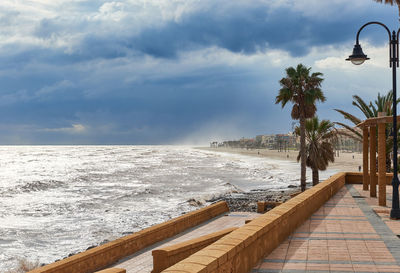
top-left (346, 21), bottom-right (400, 219)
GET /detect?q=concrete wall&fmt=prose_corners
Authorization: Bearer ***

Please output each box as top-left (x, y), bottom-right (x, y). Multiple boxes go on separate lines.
top-left (152, 227), bottom-right (237, 273)
top-left (163, 172), bottom-right (347, 273)
top-left (29, 201), bottom-right (229, 273)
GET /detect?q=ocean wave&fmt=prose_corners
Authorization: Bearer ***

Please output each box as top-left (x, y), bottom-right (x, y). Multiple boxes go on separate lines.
top-left (3, 180), bottom-right (66, 195)
top-left (0, 145), bottom-right (337, 271)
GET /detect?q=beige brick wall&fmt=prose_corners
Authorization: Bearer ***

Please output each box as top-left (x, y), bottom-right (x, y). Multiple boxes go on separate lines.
top-left (163, 172), bottom-right (347, 273)
top-left (152, 227), bottom-right (237, 273)
top-left (345, 172), bottom-right (393, 185)
top-left (28, 201), bottom-right (229, 273)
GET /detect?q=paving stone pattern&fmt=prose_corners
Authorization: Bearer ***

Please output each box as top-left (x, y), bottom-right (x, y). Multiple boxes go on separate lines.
top-left (253, 185), bottom-right (400, 272)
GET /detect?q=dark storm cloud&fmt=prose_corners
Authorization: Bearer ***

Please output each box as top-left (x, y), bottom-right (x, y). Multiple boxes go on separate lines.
top-left (0, 0), bottom-right (397, 144)
top-left (131, 7), bottom-right (308, 58)
top-left (0, 62), bottom-right (271, 144)
top-left (29, 1), bottom-right (394, 62)
top-left (130, 5), bottom-right (395, 58)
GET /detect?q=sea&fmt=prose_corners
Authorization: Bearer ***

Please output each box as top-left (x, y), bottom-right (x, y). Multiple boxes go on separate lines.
top-left (0, 145), bottom-right (339, 270)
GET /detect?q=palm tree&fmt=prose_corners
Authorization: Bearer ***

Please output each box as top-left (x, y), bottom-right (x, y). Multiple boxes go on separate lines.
top-left (334, 90), bottom-right (398, 171)
top-left (335, 91), bottom-right (394, 141)
top-left (295, 117), bottom-right (337, 186)
top-left (276, 64), bottom-right (326, 191)
top-left (374, 0), bottom-right (400, 16)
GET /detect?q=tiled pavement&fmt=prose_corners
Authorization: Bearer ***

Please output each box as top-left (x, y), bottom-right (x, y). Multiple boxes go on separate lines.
top-left (110, 211), bottom-right (259, 272)
top-left (352, 184), bottom-right (400, 238)
top-left (253, 184), bottom-right (400, 273)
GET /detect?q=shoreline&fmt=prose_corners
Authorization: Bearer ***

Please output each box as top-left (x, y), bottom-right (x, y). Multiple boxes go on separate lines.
top-left (25, 188), bottom-right (297, 272)
top-left (11, 147), bottom-right (310, 271)
top-left (197, 147), bottom-right (363, 173)
top-left (8, 146), bottom-right (347, 271)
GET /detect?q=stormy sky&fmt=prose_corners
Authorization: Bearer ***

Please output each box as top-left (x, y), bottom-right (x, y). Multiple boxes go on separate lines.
top-left (0, 0), bottom-right (398, 144)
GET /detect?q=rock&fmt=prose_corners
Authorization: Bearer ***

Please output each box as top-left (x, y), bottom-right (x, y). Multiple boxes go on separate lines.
top-left (188, 198), bottom-right (205, 207)
top-left (218, 188), bottom-right (293, 212)
top-left (287, 184), bottom-right (297, 188)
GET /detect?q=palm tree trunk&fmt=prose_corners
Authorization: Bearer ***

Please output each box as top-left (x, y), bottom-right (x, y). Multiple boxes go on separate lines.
top-left (300, 116), bottom-right (307, 191)
top-left (312, 167), bottom-right (319, 186)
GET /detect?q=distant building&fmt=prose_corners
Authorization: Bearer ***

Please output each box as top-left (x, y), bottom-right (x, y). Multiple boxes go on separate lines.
top-left (274, 133), bottom-right (297, 150)
top-left (336, 128), bottom-right (361, 152)
top-left (210, 141), bottom-right (218, 148)
top-left (256, 134), bottom-right (275, 148)
top-left (217, 132), bottom-right (298, 150)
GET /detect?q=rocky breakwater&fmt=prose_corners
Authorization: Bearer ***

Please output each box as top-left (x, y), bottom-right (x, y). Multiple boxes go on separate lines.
top-left (188, 182), bottom-right (301, 212)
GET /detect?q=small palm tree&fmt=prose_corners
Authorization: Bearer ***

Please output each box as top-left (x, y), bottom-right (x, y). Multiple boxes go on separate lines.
top-left (276, 64), bottom-right (326, 191)
top-left (295, 117), bottom-right (337, 186)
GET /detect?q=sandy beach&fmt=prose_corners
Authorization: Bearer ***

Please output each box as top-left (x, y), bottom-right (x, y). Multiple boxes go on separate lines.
top-left (198, 147), bottom-right (362, 173)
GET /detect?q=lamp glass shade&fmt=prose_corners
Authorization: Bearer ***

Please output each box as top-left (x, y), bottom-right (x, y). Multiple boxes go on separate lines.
top-left (346, 44), bottom-right (369, 65)
top-left (350, 58), bottom-right (366, 65)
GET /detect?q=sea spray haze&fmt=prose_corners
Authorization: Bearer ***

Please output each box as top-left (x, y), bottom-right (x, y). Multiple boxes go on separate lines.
top-left (0, 145), bottom-right (337, 270)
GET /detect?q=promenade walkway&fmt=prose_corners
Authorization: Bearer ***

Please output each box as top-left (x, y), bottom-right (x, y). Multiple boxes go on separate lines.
top-left (253, 184), bottom-right (400, 272)
top-left (110, 211), bottom-right (259, 272)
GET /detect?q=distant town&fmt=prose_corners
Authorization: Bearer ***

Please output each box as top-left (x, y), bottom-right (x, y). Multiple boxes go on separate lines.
top-left (210, 129), bottom-right (361, 153)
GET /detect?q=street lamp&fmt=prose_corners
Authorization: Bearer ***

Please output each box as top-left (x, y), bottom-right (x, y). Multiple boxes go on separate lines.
top-left (346, 21), bottom-right (400, 219)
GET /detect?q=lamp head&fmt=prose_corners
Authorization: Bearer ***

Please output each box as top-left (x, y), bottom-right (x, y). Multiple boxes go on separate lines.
top-left (346, 44), bottom-right (369, 65)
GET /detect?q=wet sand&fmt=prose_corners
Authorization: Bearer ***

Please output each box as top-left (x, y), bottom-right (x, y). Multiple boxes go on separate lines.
top-left (197, 147), bottom-right (362, 173)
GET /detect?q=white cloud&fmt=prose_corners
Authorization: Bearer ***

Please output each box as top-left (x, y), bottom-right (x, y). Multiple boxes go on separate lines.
top-left (269, 0), bottom-right (373, 19)
top-left (314, 42), bottom-right (388, 71)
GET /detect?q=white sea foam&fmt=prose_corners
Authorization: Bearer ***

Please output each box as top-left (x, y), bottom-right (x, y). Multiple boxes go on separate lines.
top-left (0, 146), bottom-right (338, 270)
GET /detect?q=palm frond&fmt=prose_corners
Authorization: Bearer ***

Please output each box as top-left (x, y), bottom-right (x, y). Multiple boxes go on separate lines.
top-left (276, 88), bottom-right (293, 108)
top-left (334, 122), bottom-right (362, 141)
top-left (370, 102), bottom-right (378, 117)
top-left (333, 109), bottom-right (361, 125)
top-left (352, 95), bottom-right (375, 118)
